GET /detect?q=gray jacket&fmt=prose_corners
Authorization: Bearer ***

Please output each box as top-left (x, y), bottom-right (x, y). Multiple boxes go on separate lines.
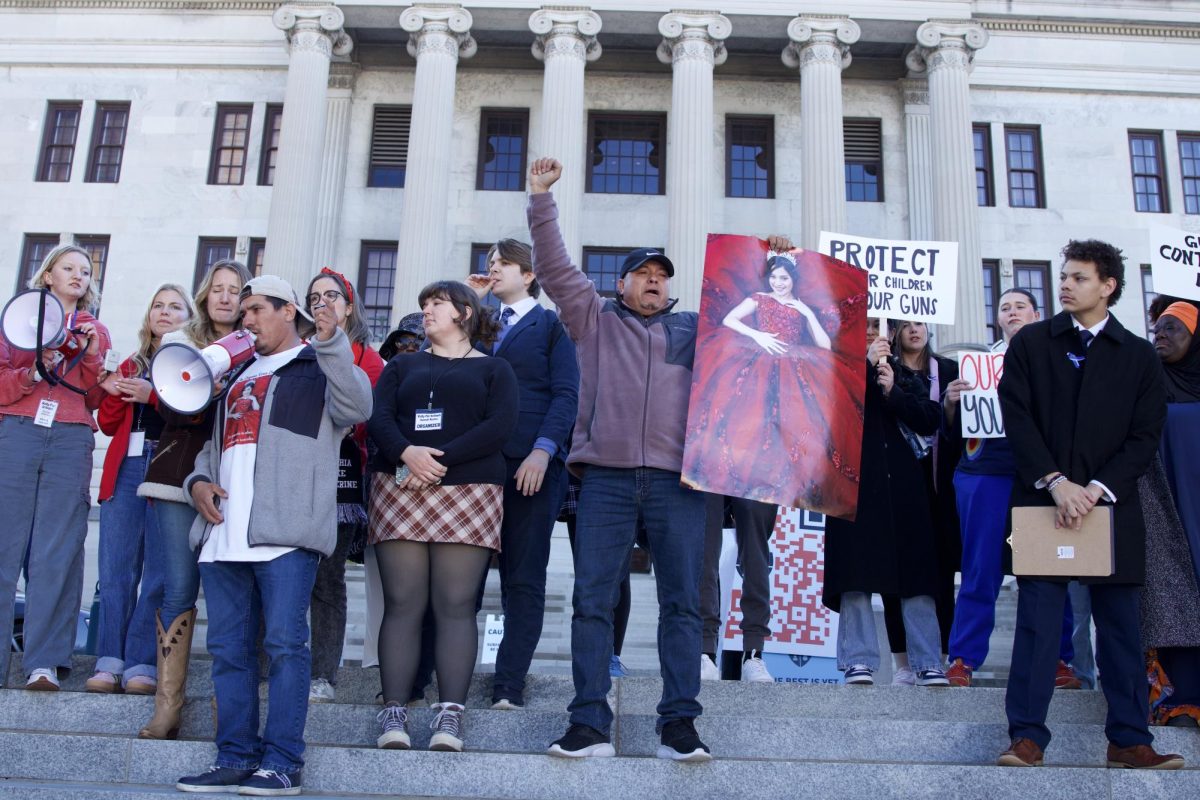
top-left (184, 328), bottom-right (374, 557)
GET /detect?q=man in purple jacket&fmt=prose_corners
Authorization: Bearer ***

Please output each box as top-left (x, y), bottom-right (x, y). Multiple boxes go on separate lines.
top-left (528, 158), bottom-right (710, 762)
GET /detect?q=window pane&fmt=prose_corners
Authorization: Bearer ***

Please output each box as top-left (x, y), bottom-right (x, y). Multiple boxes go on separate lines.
top-left (209, 105), bottom-right (251, 185)
top-left (478, 111), bottom-right (527, 192)
top-left (589, 116), bottom-right (664, 195)
top-left (727, 118), bottom-right (772, 199)
top-left (360, 244), bottom-right (398, 341)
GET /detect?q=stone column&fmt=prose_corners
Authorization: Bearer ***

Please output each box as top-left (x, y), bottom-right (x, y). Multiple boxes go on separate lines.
top-left (263, 3), bottom-right (352, 289)
top-left (657, 11), bottom-right (730, 311)
top-left (901, 80), bottom-right (933, 241)
top-left (782, 16), bottom-right (860, 251)
top-left (529, 7), bottom-right (602, 267)
top-left (908, 20), bottom-right (989, 346)
top-left (312, 63), bottom-right (358, 272)
top-left (391, 3), bottom-right (476, 315)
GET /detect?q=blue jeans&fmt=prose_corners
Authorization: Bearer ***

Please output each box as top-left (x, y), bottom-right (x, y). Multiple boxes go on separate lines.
top-left (948, 471), bottom-right (1077, 669)
top-left (0, 415), bottom-right (93, 680)
top-left (95, 442), bottom-right (164, 681)
top-left (568, 467), bottom-right (705, 734)
top-left (200, 549), bottom-right (319, 773)
top-left (837, 592), bottom-right (941, 672)
top-left (154, 499), bottom-right (201, 625)
top-left (1067, 581), bottom-right (1096, 689)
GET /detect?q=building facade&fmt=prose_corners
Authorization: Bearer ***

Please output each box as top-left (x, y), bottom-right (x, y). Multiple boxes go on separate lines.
top-left (3, 0), bottom-right (1200, 362)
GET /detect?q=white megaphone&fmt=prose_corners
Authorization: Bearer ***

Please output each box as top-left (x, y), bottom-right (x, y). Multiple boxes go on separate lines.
top-left (150, 329), bottom-right (257, 415)
top-left (0, 289), bottom-right (85, 358)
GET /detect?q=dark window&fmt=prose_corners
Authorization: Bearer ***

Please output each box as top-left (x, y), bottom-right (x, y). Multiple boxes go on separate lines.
top-left (249, 238), bottom-right (266, 276)
top-left (1014, 261), bottom-right (1052, 318)
top-left (973, 124), bottom-right (994, 207)
top-left (582, 247), bottom-right (631, 298)
top-left (470, 243), bottom-right (501, 310)
top-left (75, 235), bottom-right (110, 299)
top-left (258, 105), bottom-right (283, 187)
top-left (19, 234), bottom-right (60, 289)
top-left (359, 241), bottom-right (398, 341)
top-left (588, 113), bottom-right (666, 195)
top-left (844, 118), bottom-right (883, 202)
top-left (85, 102), bottom-right (130, 183)
top-left (368, 106), bottom-right (411, 188)
top-left (982, 259), bottom-right (1001, 342)
top-left (37, 102), bottom-right (82, 182)
top-left (476, 109), bottom-right (528, 191)
top-left (1129, 131), bottom-right (1168, 213)
top-left (1181, 134), bottom-right (1200, 215)
top-left (1004, 126), bottom-right (1044, 208)
top-left (194, 237), bottom-right (237, 291)
top-left (1141, 264), bottom-right (1156, 337)
top-left (726, 116), bottom-right (774, 199)
top-left (207, 104), bottom-right (252, 185)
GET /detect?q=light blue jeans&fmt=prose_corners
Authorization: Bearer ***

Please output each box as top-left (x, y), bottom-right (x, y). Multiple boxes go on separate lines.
top-left (837, 592), bottom-right (942, 673)
top-left (95, 441), bottom-right (163, 682)
top-left (0, 415), bottom-right (93, 680)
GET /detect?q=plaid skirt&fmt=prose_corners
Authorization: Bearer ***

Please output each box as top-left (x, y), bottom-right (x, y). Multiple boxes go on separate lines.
top-left (368, 472), bottom-right (503, 551)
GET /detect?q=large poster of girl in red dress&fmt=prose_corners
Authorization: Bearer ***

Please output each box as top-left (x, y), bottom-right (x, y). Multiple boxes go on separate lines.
top-left (683, 234), bottom-right (868, 520)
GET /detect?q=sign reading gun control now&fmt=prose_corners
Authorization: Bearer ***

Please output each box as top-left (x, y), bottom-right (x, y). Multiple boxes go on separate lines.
top-left (958, 350), bottom-right (1006, 439)
top-left (1151, 225), bottom-right (1200, 302)
top-left (819, 232), bottom-right (959, 325)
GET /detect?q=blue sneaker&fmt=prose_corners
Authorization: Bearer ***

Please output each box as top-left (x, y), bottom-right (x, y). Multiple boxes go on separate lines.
top-left (237, 768), bottom-right (302, 796)
top-left (609, 655), bottom-right (629, 678)
top-left (843, 664), bottom-right (874, 686)
top-left (175, 765), bottom-right (254, 793)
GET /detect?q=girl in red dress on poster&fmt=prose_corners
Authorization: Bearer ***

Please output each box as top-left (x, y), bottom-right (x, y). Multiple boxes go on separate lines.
top-left (685, 247), bottom-right (864, 520)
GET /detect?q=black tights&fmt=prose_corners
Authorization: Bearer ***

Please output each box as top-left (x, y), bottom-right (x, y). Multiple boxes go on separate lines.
top-left (376, 540), bottom-right (492, 705)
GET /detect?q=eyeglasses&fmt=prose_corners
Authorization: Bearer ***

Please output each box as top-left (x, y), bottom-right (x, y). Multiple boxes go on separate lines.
top-left (307, 290), bottom-right (345, 308)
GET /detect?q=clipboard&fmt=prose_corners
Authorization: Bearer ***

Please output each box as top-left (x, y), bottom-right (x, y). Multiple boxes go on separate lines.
top-left (1008, 505), bottom-right (1115, 577)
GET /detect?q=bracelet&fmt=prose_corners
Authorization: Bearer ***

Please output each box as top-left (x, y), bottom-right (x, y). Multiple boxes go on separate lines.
top-left (1046, 475), bottom-right (1068, 493)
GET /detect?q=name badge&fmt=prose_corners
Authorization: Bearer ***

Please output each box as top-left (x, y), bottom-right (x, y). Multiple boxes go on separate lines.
top-left (34, 399), bottom-right (59, 428)
top-left (103, 350), bottom-right (122, 372)
top-left (127, 430), bottom-right (146, 457)
top-left (414, 409), bottom-right (444, 431)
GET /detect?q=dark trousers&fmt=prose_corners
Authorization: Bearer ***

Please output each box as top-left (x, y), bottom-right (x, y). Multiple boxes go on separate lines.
top-left (700, 494), bottom-right (778, 654)
top-left (492, 456), bottom-right (567, 701)
top-left (1006, 579), bottom-right (1152, 750)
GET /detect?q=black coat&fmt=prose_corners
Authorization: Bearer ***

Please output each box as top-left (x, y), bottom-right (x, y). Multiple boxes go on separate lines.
top-left (998, 312), bottom-right (1166, 585)
top-left (822, 360), bottom-right (943, 611)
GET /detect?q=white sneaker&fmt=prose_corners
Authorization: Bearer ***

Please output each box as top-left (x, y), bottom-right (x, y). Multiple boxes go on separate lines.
top-left (892, 667), bottom-right (916, 686)
top-left (700, 654), bottom-right (721, 681)
top-left (25, 667), bottom-right (59, 691)
top-left (309, 678), bottom-right (335, 703)
top-left (740, 654), bottom-right (774, 683)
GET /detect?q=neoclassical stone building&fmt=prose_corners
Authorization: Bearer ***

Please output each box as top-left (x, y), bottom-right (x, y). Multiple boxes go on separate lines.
top-left (3, 0), bottom-right (1200, 359)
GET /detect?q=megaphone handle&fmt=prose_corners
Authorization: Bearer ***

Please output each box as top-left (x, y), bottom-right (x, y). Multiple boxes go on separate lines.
top-left (33, 289), bottom-right (93, 396)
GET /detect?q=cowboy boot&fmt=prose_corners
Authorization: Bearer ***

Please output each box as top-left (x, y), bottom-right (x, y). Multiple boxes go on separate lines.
top-left (138, 608), bottom-right (196, 740)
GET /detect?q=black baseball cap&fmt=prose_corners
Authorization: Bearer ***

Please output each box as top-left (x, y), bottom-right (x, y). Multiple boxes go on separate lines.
top-left (620, 248), bottom-right (675, 280)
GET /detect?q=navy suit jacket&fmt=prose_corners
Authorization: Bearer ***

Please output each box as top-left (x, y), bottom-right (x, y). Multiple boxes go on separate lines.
top-left (490, 303), bottom-right (579, 462)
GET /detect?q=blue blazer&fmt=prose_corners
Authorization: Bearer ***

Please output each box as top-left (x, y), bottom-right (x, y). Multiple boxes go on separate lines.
top-left (490, 303), bottom-right (579, 461)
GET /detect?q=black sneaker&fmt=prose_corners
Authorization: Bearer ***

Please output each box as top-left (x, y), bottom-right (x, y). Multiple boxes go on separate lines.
top-left (175, 765), bottom-right (254, 793)
top-left (547, 723), bottom-right (616, 758)
top-left (657, 718), bottom-right (712, 763)
top-left (491, 694), bottom-right (525, 710)
top-left (237, 768), bottom-right (302, 796)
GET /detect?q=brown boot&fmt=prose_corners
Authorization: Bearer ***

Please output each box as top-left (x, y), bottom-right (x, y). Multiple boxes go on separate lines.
top-left (138, 608), bottom-right (196, 740)
top-left (1106, 743), bottom-right (1185, 770)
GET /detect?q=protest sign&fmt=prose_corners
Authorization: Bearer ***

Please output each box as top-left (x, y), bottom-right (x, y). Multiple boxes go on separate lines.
top-left (1150, 225), bottom-right (1200, 302)
top-left (957, 350), bottom-right (1006, 438)
top-left (818, 231), bottom-right (959, 326)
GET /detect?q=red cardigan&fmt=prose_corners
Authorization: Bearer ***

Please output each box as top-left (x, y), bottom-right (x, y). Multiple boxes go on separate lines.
top-left (97, 355), bottom-right (160, 503)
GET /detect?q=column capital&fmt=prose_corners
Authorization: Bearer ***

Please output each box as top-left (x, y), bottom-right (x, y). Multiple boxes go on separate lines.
top-left (656, 11), bottom-right (731, 67)
top-left (782, 16), bottom-right (860, 70)
top-left (273, 3), bottom-right (353, 58)
top-left (401, 3), bottom-right (476, 61)
top-left (907, 20), bottom-right (989, 74)
top-left (529, 6), bottom-right (602, 63)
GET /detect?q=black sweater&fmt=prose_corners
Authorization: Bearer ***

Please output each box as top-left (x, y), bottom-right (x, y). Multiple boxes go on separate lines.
top-left (369, 351), bottom-right (519, 486)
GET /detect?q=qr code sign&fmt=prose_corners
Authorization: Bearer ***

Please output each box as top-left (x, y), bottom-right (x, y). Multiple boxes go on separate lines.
top-left (721, 507), bottom-right (837, 657)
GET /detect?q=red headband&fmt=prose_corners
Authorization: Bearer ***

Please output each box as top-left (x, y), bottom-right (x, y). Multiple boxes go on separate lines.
top-left (319, 267), bottom-right (354, 306)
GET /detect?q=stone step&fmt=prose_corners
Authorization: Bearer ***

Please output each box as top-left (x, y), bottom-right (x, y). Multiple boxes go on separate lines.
top-left (5, 657), bottom-right (1112, 722)
top-left (0, 780), bottom-right (443, 800)
top-left (1, 693), bottom-right (1196, 769)
top-left (0, 734), bottom-right (1196, 800)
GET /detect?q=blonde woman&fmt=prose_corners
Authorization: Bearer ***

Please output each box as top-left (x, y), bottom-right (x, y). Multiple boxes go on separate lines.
top-left (138, 259), bottom-right (251, 738)
top-left (87, 284), bottom-right (195, 694)
top-left (0, 244), bottom-right (111, 690)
